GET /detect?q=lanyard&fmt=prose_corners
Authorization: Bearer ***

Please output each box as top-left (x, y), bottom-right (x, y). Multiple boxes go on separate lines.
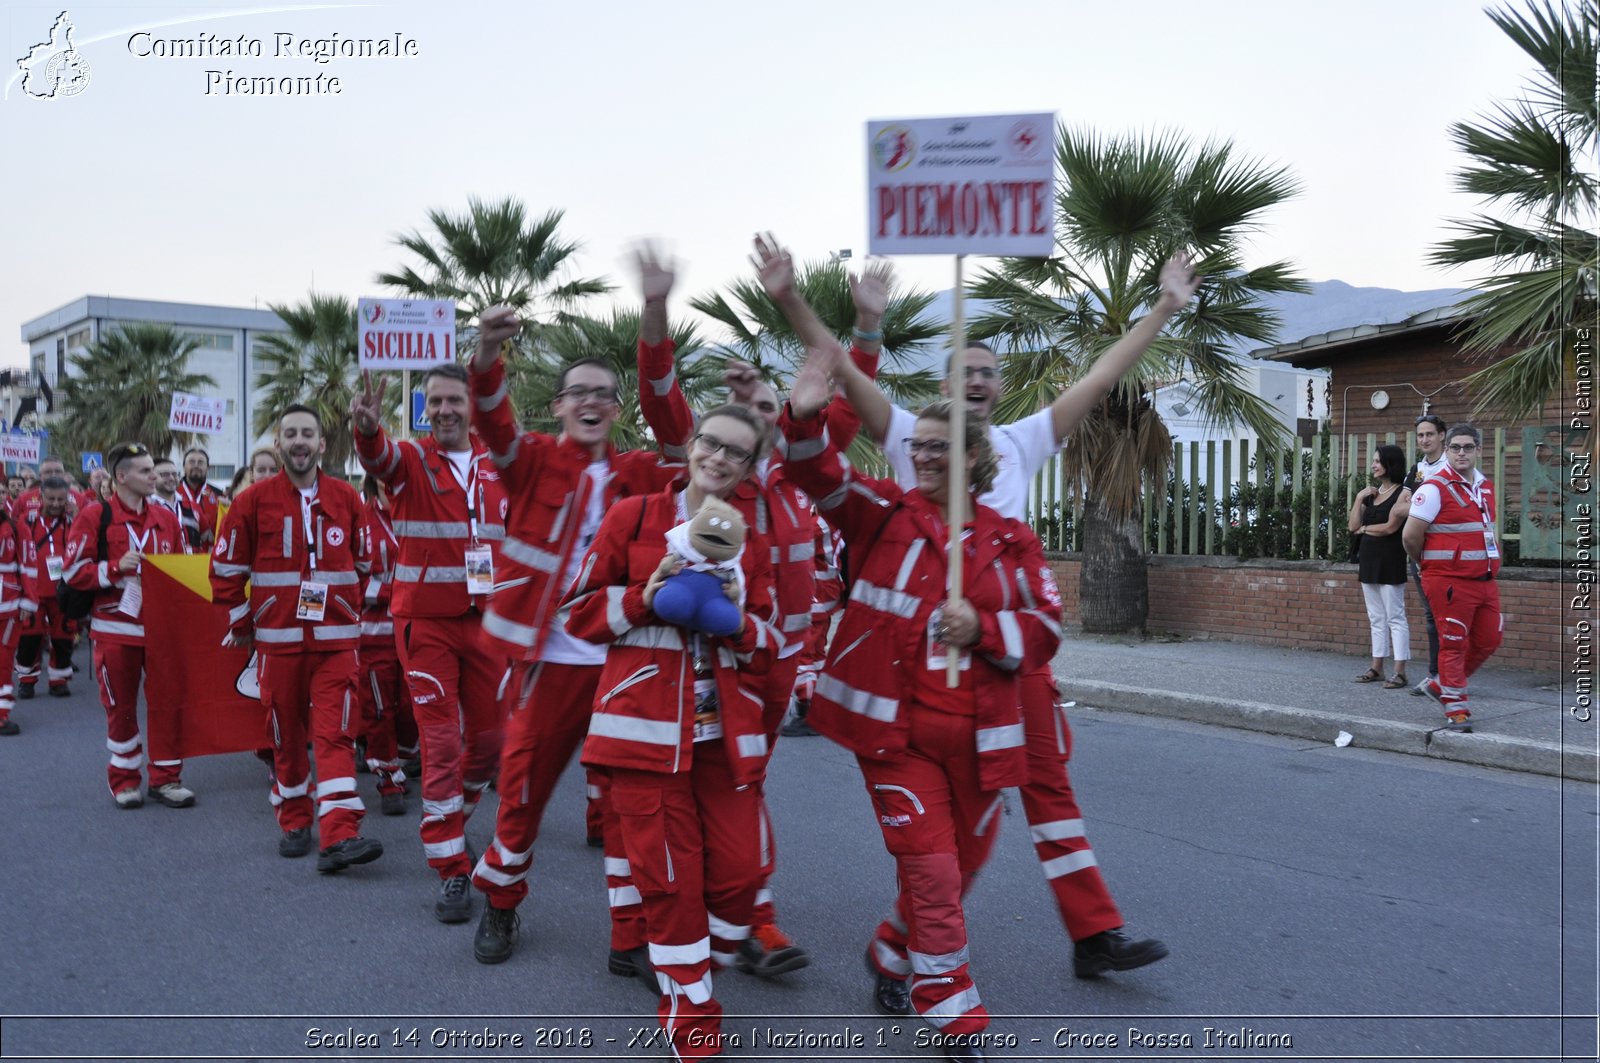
top-left (301, 491), bottom-right (320, 572)
top-left (445, 451), bottom-right (482, 543)
top-left (41, 516), bottom-right (63, 554)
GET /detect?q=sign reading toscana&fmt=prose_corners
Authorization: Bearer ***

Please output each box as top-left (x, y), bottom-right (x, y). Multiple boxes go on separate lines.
top-left (866, 112), bottom-right (1056, 257)
top-left (0, 435), bottom-right (42, 465)
top-left (357, 298), bottom-right (457, 370)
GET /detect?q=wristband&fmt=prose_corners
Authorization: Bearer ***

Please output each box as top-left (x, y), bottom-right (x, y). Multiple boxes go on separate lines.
top-left (851, 327), bottom-right (883, 342)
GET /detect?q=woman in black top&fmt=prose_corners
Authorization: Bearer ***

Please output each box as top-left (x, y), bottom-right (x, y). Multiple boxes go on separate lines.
top-left (1347, 444), bottom-right (1412, 688)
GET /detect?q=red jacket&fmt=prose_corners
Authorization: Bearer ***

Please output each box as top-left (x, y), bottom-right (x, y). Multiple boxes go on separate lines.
top-left (0, 515), bottom-right (23, 634)
top-left (354, 427), bottom-right (507, 619)
top-left (638, 339), bottom-right (885, 647)
top-left (19, 507), bottom-right (73, 608)
top-left (360, 501), bottom-right (399, 651)
top-left (470, 358), bottom-right (683, 662)
top-left (177, 479), bottom-right (221, 544)
top-left (63, 494), bottom-right (183, 646)
top-left (210, 471), bottom-right (371, 654)
top-left (568, 485), bottom-right (781, 787)
top-left (1419, 466), bottom-right (1501, 580)
top-left (778, 407), bottom-right (1063, 791)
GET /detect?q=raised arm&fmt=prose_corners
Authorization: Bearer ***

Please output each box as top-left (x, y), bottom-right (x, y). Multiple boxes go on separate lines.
top-left (352, 371), bottom-right (412, 489)
top-left (470, 305), bottom-right (533, 487)
top-left (1048, 251), bottom-right (1201, 445)
top-left (635, 244), bottom-right (693, 459)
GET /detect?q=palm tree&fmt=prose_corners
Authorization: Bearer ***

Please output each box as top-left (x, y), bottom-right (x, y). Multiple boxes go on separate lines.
top-left (970, 126), bottom-right (1307, 632)
top-left (692, 255), bottom-right (946, 469)
top-left (55, 324), bottom-right (218, 462)
top-left (1429, 0), bottom-right (1598, 421)
top-left (253, 294), bottom-right (366, 473)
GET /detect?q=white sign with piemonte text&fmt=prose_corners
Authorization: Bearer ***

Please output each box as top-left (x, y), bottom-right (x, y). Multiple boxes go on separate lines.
top-left (867, 112), bottom-right (1056, 257)
top-left (0, 434), bottom-right (41, 465)
top-left (358, 298), bottom-right (457, 371)
top-left (169, 391), bottom-right (226, 434)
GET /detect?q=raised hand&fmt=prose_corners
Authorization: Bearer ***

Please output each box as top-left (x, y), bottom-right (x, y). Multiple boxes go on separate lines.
top-left (474, 306), bottom-right (521, 369)
top-left (636, 242), bottom-right (676, 303)
top-left (1157, 250), bottom-right (1202, 313)
top-left (789, 342), bottom-right (842, 420)
top-left (351, 370), bottom-right (388, 438)
top-left (751, 232), bottom-right (796, 302)
top-left (849, 259), bottom-right (893, 321)
top-left (724, 359), bottom-right (762, 403)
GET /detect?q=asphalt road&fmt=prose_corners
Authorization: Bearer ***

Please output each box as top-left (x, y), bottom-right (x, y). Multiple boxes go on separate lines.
top-left (1, 657), bottom-right (1595, 1063)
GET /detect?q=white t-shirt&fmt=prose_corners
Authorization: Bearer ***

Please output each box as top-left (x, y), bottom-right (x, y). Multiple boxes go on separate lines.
top-left (1409, 467), bottom-right (1486, 525)
top-left (883, 404), bottom-right (1059, 522)
top-left (542, 460), bottom-right (613, 666)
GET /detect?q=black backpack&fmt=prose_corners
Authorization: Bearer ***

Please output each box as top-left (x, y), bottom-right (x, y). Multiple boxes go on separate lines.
top-left (56, 502), bottom-right (113, 621)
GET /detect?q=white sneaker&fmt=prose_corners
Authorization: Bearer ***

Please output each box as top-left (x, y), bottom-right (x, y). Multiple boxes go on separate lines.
top-left (149, 782), bottom-right (196, 808)
top-left (114, 788), bottom-right (144, 809)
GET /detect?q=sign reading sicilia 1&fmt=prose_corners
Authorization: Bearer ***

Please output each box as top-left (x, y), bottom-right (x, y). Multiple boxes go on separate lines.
top-left (867, 112), bottom-right (1056, 257)
top-left (357, 298), bottom-right (458, 371)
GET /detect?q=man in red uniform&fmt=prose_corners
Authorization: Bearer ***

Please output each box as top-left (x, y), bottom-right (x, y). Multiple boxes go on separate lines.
top-left (17, 476), bottom-right (78, 699)
top-left (465, 304), bottom-right (685, 966)
top-left (178, 447), bottom-right (221, 549)
top-left (63, 442), bottom-right (190, 808)
top-left (12, 458), bottom-right (78, 526)
top-left (352, 363), bottom-right (506, 918)
top-left (0, 493), bottom-right (24, 735)
top-left (357, 479), bottom-right (411, 817)
top-left (152, 457), bottom-right (202, 550)
top-left (1402, 422), bottom-right (1503, 733)
top-left (212, 405), bottom-right (382, 872)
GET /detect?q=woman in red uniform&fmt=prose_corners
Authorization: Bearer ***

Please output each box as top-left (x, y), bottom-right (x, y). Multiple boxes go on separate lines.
top-left (564, 404), bottom-right (781, 1061)
top-left (779, 349), bottom-right (1063, 1063)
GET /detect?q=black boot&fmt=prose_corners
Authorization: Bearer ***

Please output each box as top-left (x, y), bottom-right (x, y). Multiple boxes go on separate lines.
top-left (1073, 927), bottom-right (1169, 978)
top-left (865, 946), bottom-right (910, 1015)
top-left (473, 905), bottom-right (520, 965)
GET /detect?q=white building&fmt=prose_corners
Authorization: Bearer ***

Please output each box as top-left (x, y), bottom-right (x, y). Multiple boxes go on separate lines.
top-left (19, 297), bottom-right (286, 480)
top-left (1152, 360), bottom-right (1330, 486)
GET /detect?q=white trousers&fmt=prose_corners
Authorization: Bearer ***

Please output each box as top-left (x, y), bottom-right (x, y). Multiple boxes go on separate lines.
top-left (1361, 582), bottom-right (1410, 662)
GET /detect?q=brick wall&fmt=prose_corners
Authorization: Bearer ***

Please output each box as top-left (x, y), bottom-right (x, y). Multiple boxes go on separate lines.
top-left (1046, 554), bottom-right (1563, 673)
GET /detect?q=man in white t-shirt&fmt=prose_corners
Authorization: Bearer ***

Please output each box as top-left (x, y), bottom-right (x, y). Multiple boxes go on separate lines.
top-left (1402, 414), bottom-right (1449, 694)
top-left (767, 236), bottom-right (1199, 991)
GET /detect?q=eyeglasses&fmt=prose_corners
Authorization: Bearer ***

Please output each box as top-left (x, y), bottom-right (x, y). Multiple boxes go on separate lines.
top-left (902, 438), bottom-right (951, 458)
top-left (692, 432), bottom-right (754, 465)
top-left (556, 385), bottom-right (620, 406)
top-left (962, 366), bottom-right (998, 381)
top-left (1447, 442), bottom-right (1478, 453)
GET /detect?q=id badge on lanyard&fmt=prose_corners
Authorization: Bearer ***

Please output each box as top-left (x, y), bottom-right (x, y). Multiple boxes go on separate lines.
top-left (1469, 482), bottom-right (1500, 560)
top-left (120, 525), bottom-right (151, 618)
top-left (452, 456), bottom-right (495, 594)
top-left (297, 496), bottom-right (328, 621)
top-left (44, 525), bottom-right (64, 582)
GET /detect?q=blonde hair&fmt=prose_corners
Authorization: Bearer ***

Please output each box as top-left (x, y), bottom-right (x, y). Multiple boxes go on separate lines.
top-left (915, 399), bottom-right (998, 496)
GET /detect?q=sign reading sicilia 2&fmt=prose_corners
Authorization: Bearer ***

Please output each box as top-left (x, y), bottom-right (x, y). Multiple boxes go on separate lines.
top-left (867, 112), bottom-right (1056, 257)
top-left (358, 298), bottom-right (458, 371)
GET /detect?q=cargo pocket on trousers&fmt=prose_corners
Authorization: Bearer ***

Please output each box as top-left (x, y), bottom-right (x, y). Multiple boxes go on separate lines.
top-left (611, 784), bottom-right (678, 897)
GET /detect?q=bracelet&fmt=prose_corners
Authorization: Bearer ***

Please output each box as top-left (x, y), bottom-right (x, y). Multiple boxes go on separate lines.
top-left (851, 327), bottom-right (882, 342)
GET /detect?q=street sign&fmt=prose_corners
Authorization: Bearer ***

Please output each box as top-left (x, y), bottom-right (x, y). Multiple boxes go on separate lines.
top-left (82, 452), bottom-right (102, 472)
top-left (411, 391), bottom-right (431, 433)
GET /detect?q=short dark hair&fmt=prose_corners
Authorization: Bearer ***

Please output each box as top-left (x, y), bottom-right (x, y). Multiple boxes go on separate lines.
top-left (555, 358), bottom-right (617, 395)
top-left (279, 403), bottom-right (323, 431)
top-left (183, 447), bottom-right (209, 461)
top-left (944, 340), bottom-right (997, 379)
top-left (1447, 422), bottom-right (1483, 447)
top-left (153, 457), bottom-right (177, 470)
top-left (421, 363), bottom-right (469, 391)
top-left (40, 476), bottom-right (70, 492)
top-left (106, 442), bottom-right (152, 475)
top-left (1414, 414), bottom-right (1447, 433)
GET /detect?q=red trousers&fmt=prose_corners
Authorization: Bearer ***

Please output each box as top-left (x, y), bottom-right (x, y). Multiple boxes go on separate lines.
top-left (396, 614), bottom-right (505, 878)
top-left (259, 649), bottom-right (363, 845)
top-left (472, 661), bottom-right (597, 909)
top-left (358, 647), bottom-right (411, 797)
top-left (1017, 666), bottom-right (1123, 940)
top-left (93, 640), bottom-right (181, 794)
top-left (0, 613), bottom-right (18, 723)
top-left (17, 600), bottom-right (75, 692)
top-left (1421, 574), bottom-right (1503, 713)
top-left (610, 741), bottom-right (764, 1060)
top-left (862, 707), bottom-right (1000, 1037)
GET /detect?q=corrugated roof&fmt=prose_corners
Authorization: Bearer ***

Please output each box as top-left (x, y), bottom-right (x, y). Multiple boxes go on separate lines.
top-left (1250, 304), bottom-right (1470, 364)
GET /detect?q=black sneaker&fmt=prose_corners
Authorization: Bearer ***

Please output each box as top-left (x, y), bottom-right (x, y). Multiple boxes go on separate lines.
top-left (473, 905), bottom-right (520, 965)
top-left (0, 718), bottom-right (18, 736)
top-left (279, 827), bottom-right (313, 858)
top-left (1073, 928), bottom-right (1170, 978)
top-left (607, 947), bottom-right (660, 992)
top-left (865, 946), bottom-right (910, 1016)
top-left (317, 836), bottom-right (384, 874)
top-left (48, 685), bottom-right (70, 698)
top-left (586, 834), bottom-right (605, 848)
top-left (736, 924), bottom-right (809, 978)
top-left (781, 716), bottom-right (820, 738)
top-left (17, 685), bottom-right (34, 700)
top-left (435, 874), bottom-right (473, 923)
top-left (380, 791), bottom-right (405, 816)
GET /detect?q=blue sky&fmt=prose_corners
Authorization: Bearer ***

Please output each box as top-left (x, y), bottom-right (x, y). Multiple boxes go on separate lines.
top-left (1, 0), bottom-right (1539, 367)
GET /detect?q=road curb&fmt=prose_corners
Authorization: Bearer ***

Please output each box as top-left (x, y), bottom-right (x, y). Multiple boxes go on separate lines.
top-left (1061, 680), bottom-right (1598, 784)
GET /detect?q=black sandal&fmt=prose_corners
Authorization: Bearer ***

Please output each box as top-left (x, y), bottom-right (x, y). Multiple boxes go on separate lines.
top-left (1353, 668), bottom-right (1383, 683)
top-left (1383, 674), bottom-right (1408, 689)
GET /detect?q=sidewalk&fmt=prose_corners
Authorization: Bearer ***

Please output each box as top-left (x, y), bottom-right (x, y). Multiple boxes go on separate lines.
top-left (1049, 633), bottom-right (1595, 783)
